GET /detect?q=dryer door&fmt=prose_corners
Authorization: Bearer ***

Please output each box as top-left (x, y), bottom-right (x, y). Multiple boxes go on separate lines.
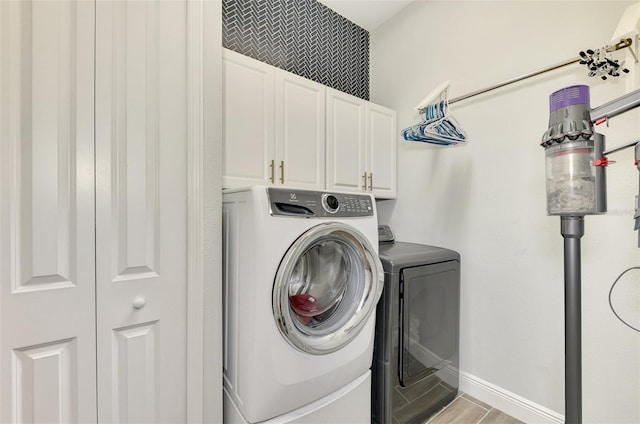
top-left (399, 261), bottom-right (460, 388)
top-left (273, 222), bottom-right (383, 354)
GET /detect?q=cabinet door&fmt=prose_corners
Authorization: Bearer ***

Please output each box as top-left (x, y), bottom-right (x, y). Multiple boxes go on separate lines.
top-left (275, 70), bottom-right (325, 190)
top-left (96, 1), bottom-right (188, 421)
top-left (366, 103), bottom-right (397, 198)
top-left (0, 1), bottom-right (97, 422)
top-left (326, 89), bottom-right (367, 193)
top-left (222, 49), bottom-right (275, 188)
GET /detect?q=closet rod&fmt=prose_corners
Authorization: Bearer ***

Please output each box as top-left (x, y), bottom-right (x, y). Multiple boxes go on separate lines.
top-left (422, 38), bottom-right (633, 111)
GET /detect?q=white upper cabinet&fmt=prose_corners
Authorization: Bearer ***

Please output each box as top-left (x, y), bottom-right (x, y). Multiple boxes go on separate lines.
top-left (326, 89), bottom-right (367, 193)
top-left (222, 48), bottom-right (396, 198)
top-left (366, 102), bottom-right (397, 198)
top-left (222, 49), bottom-right (275, 188)
top-left (275, 69), bottom-right (326, 190)
top-left (223, 49), bottom-right (325, 190)
top-left (326, 89), bottom-right (397, 199)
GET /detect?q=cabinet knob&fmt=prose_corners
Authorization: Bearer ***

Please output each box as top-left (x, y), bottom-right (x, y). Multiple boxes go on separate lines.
top-left (133, 296), bottom-right (146, 310)
top-left (368, 173), bottom-right (373, 191)
top-left (362, 173), bottom-right (367, 191)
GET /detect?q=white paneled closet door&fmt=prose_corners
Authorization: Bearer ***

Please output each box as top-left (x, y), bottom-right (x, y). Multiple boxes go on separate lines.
top-left (0, 0), bottom-right (97, 422)
top-left (95, 1), bottom-right (188, 422)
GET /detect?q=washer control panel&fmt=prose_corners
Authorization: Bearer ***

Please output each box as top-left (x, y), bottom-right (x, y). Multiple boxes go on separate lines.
top-left (268, 188), bottom-right (373, 217)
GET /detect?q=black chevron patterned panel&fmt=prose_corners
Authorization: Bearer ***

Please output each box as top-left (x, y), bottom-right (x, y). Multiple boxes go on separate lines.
top-left (222, 0), bottom-right (369, 100)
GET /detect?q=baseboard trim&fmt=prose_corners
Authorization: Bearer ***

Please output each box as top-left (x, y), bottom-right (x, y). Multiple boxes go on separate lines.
top-left (459, 371), bottom-right (564, 424)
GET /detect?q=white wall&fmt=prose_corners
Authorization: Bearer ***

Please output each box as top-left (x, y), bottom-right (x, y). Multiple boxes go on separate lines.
top-left (371, 1), bottom-right (640, 422)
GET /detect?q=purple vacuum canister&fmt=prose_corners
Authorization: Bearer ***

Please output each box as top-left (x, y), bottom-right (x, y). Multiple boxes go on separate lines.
top-left (541, 85), bottom-right (594, 147)
top-left (541, 84), bottom-right (607, 216)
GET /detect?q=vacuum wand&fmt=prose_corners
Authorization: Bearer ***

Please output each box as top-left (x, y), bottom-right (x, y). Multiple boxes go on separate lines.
top-left (561, 216), bottom-right (583, 424)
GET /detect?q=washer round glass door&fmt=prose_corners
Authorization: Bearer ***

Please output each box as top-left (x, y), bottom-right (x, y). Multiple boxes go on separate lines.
top-left (273, 222), bottom-right (384, 355)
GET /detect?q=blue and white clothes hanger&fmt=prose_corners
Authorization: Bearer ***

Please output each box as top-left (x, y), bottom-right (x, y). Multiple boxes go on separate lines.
top-left (401, 82), bottom-right (467, 146)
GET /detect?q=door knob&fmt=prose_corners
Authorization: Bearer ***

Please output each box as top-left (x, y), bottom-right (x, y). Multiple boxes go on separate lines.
top-left (133, 296), bottom-right (146, 310)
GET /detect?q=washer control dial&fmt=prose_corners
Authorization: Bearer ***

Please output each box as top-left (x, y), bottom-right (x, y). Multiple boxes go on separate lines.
top-left (322, 194), bottom-right (340, 214)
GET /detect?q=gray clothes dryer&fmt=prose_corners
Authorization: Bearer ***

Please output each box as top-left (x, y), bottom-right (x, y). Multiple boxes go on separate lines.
top-left (372, 233), bottom-right (460, 424)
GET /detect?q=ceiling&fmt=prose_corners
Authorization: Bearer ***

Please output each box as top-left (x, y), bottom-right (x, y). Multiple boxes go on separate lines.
top-left (316, 0), bottom-right (413, 32)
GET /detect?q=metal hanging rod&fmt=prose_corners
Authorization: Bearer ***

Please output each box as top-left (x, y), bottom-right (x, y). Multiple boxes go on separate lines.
top-left (419, 38), bottom-right (634, 113)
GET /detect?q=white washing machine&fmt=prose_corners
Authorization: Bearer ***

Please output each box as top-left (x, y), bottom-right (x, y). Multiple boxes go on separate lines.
top-left (222, 186), bottom-right (384, 423)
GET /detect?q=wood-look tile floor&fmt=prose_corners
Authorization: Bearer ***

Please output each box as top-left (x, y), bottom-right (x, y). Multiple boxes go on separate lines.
top-left (425, 393), bottom-right (524, 424)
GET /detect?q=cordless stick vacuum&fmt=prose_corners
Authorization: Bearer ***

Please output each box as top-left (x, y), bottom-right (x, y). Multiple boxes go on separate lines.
top-left (541, 85), bottom-right (640, 424)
